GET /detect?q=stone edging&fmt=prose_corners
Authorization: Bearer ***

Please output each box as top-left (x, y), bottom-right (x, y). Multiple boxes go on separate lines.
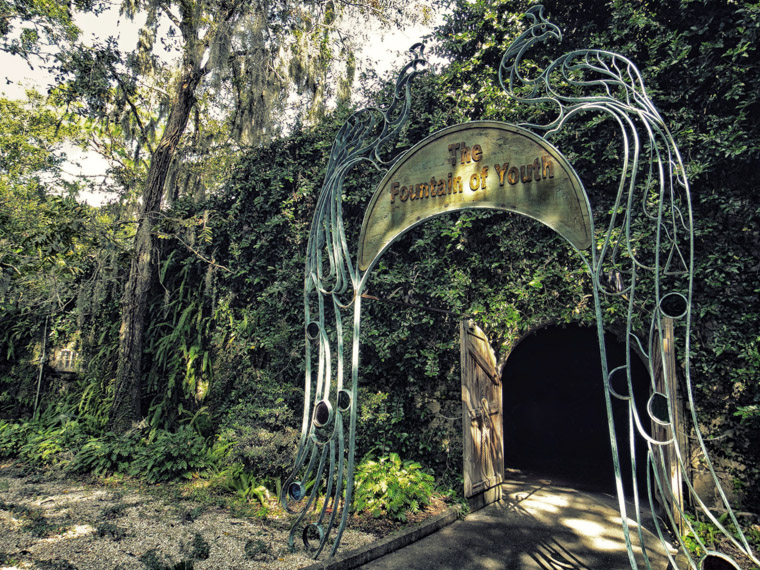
top-left (300, 506), bottom-right (461, 570)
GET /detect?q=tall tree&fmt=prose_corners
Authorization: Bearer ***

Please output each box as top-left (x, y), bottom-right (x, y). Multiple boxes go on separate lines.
top-left (48, 0), bottom-right (434, 432)
top-left (0, 92), bottom-right (90, 317)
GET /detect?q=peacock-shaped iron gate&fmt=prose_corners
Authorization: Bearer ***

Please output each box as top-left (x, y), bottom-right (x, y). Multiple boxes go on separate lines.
top-left (280, 7), bottom-right (759, 569)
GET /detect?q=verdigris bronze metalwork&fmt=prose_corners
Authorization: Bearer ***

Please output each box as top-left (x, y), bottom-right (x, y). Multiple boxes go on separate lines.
top-left (280, 44), bottom-right (428, 558)
top-left (498, 6), bottom-right (758, 569)
top-left (282, 7), bottom-right (759, 568)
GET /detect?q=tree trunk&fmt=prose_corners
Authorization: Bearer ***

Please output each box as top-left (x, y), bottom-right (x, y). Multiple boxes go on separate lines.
top-left (109, 67), bottom-right (204, 433)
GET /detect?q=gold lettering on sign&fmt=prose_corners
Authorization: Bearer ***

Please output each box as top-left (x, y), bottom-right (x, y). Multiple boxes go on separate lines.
top-left (494, 162), bottom-right (508, 185)
top-left (390, 182), bottom-right (399, 203)
top-left (388, 146), bottom-right (556, 204)
top-left (543, 155), bottom-right (554, 179)
top-left (521, 164), bottom-right (532, 183)
top-left (448, 143), bottom-right (459, 166)
top-left (460, 142), bottom-right (471, 164)
top-left (448, 141), bottom-right (484, 166)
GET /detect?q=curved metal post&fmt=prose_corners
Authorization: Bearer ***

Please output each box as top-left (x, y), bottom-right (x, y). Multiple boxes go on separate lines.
top-left (280, 45), bottom-right (428, 558)
top-left (498, 5), bottom-right (758, 568)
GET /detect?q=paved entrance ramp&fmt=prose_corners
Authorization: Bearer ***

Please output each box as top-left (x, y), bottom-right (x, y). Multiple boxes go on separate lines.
top-left (359, 476), bottom-right (679, 569)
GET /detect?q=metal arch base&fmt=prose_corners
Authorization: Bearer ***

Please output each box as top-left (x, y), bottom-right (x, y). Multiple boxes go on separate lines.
top-left (280, 8), bottom-right (758, 569)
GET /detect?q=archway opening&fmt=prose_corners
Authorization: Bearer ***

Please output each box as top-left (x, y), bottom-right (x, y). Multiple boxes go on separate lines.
top-left (502, 324), bottom-right (649, 495)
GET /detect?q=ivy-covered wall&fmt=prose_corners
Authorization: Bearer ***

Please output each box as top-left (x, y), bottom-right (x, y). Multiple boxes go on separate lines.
top-left (189, 0), bottom-right (760, 506)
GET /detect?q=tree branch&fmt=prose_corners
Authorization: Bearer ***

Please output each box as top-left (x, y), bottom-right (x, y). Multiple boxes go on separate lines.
top-left (158, 4), bottom-right (182, 30)
top-left (112, 73), bottom-right (157, 156)
top-left (156, 232), bottom-right (232, 273)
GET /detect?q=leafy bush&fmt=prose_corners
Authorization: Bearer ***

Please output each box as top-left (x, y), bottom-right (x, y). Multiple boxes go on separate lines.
top-left (72, 425), bottom-right (223, 483)
top-left (353, 453), bottom-right (435, 522)
top-left (130, 425), bottom-right (211, 483)
top-left (223, 425), bottom-right (297, 484)
top-left (69, 430), bottom-right (143, 476)
top-left (17, 415), bottom-right (91, 467)
top-left (19, 427), bottom-right (68, 466)
top-left (9, 416), bottom-right (231, 484)
top-left (683, 512), bottom-right (760, 561)
top-left (0, 421), bottom-right (28, 458)
top-left (216, 462), bottom-right (271, 506)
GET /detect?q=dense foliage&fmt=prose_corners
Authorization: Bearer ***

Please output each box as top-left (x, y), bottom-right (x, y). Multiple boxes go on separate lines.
top-left (353, 453), bottom-right (436, 521)
top-left (0, 0), bottom-right (758, 528)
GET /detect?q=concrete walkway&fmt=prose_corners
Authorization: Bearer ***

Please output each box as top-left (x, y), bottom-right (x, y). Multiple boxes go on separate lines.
top-left (358, 475), bottom-right (680, 570)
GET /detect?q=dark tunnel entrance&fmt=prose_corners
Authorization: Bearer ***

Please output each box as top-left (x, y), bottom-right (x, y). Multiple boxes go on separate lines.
top-left (502, 324), bottom-right (649, 495)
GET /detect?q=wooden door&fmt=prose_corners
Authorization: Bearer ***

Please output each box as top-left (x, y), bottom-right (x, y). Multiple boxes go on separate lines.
top-left (651, 317), bottom-right (687, 534)
top-left (461, 320), bottom-right (504, 510)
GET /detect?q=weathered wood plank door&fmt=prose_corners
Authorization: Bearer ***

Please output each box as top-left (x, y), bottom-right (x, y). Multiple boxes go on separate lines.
top-left (651, 317), bottom-right (687, 535)
top-left (461, 319), bottom-right (504, 510)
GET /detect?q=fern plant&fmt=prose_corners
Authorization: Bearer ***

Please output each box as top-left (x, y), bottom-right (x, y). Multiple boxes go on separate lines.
top-left (69, 430), bottom-right (143, 476)
top-left (0, 421), bottom-right (28, 458)
top-left (353, 453), bottom-right (435, 522)
top-left (220, 464), bottom-right (271, 506)
top-left (130, 425), bottom-right (210, 483)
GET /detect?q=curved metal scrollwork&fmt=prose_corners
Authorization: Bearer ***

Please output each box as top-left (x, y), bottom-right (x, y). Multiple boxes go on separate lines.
top-left (498, 6), bottom-right (758, 569)
top-left (280, 44), bottom-right (427, 558)
top-left (283, 6), bottom-right (757, 568)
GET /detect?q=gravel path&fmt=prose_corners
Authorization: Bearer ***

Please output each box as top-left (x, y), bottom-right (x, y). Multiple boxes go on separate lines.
top-left (0, 461), bottom-right (378, 570)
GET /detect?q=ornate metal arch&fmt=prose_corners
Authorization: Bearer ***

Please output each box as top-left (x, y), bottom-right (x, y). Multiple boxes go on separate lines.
top-left (280, 8), bottom-right (758, 569)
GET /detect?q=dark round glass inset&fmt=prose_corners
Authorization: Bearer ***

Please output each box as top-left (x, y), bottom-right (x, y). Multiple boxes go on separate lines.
top-left (313, 400), bottom-right (332, 427)
top-left (337, 390), bottom-right (351, 412)
top-left (700, 552), bottom-right (741, 570)
top-left (648, 392), bottom-right (671, 425)
top-left (288, 481), bottom-right (305, 501)
top-left (659, 292), bottom-right (688, 319)
top-left (608, 367), bottom-right (630, 399)
top-left (307, 322), bottom-right (321, 339)
top-left (303, 523), bottom-right (324, 551)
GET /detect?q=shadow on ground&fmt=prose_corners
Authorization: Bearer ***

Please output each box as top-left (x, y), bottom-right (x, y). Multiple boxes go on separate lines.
top-left (359, 473), bottom-right (681, 570)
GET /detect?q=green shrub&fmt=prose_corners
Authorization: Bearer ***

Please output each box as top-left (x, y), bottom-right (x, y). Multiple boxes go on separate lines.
top-left (18, 416), bottom-right (89, 466)
top-left (130, 425), bottom-right (210, 483)
top-left (69, 431), bottom-right (143, 476)
top-left (683, 512), bottom-right (760, 560)
top-left (223, 425), bottom-right (297, 484)
top-left (353, 453), bottom-right (435, 522)
top-left (216, 462), bottom-right (271, 506)
top-left (0, 421), bottom-right (27, 458)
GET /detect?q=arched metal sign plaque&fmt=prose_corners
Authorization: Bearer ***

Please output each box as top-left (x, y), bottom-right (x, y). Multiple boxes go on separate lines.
top-left (358, 121), bottom-right (592, 271)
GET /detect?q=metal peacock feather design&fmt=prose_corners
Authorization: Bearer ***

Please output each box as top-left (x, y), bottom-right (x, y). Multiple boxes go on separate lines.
top-left (499, 6), bottom-right (758, 569)
top-left (280, 44), bottom-right (427, 559)
top-left (282, 6), bottom-right (757, 568)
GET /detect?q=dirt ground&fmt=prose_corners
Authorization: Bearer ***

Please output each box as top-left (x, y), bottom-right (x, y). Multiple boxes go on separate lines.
top-left (0, 461), bottom-right (448, 570)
